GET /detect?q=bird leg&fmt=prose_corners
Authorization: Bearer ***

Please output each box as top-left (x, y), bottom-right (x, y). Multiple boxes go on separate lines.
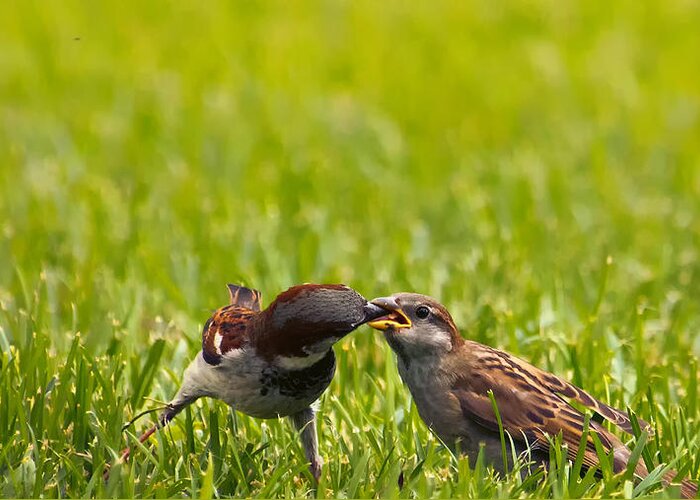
top-left (290, 407), bottom-right (323, 482)
top-left (105, 391), bottom-right (199, 481)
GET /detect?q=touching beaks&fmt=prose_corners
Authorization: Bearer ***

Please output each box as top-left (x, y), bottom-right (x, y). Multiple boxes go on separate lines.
top-left (352, 302), bottom-right (392, 328)
top-left (367, 296), bottom-right (412, 331)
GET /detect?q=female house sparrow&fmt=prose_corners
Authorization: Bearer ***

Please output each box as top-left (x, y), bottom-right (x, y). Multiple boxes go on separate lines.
top-left (369, 293), bottom-right (697, 498)
top-left (121, 283), bottom-right (386, 480)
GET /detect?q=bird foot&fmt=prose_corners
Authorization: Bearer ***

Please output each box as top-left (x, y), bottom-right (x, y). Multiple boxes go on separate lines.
top-left (309, 455), bottom-right (323, 482)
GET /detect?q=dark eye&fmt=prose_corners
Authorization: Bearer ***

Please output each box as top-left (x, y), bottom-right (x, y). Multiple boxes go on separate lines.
top-left (415, 306), bottom-right (430, 319)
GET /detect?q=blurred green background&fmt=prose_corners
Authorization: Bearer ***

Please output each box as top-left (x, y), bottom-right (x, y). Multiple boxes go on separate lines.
top-left (1, 1), bottom-right (699, 497)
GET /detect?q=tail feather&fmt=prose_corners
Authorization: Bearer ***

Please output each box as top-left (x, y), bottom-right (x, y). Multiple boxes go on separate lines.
top-left (227, 284), bottom-right (262, 311)
top-left (681, 479), bottom-right (698, 499)
top-left (662, 470), bottom-right (698, 499)
top-left (618, 446), bottom-right (697, 499)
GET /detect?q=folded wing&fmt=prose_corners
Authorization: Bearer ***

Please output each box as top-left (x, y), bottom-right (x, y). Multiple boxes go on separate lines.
top-left (451, 342), bottom-right (640, 473)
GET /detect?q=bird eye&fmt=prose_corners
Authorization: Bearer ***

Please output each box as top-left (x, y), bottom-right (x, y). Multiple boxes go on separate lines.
top-left (415, 306), bottom-right (430, 319)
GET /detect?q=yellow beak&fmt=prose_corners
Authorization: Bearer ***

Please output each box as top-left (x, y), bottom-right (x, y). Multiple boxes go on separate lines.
top-left (367, 297), bottom-right (412, 330)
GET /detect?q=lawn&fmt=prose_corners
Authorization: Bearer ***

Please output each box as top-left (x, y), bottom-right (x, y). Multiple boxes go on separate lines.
top-left (1, 1), bottom-right (699, 497)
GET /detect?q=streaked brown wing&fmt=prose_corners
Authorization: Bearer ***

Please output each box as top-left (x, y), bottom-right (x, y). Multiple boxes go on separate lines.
top-left (201, 306), bottom-right (256, 365)
top-left (517, 356), bottom-right (650, 435)
top-left (452, 343), bottom-right (628, 472)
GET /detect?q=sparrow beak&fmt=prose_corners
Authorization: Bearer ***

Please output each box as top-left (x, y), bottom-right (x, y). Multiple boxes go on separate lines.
top-left (352, 302), bottom-right (392, 328)
top-left (367, 296), bottom-right (412, 331)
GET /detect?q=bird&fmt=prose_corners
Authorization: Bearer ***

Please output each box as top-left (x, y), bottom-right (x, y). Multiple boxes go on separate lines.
top-left (116, 283), bottom-right (387, 480)
top-left (368, 293), bottom-right (698, 498)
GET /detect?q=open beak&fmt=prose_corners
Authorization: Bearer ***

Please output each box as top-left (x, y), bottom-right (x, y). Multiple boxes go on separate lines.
top-left (367, 296), bottom-right (412, 331)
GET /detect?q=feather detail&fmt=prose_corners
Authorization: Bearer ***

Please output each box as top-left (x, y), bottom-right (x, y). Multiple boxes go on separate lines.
top-left (524, 361), bottom-right (651, 435)
top-left (680, 479), bottom-right (698, 499)
top-left (201, 305), bottom-right (255, 365)
top-left (227, 284), bottom-right (262, 311)
top-left (449, 341), bottom-right (653, 475)
top-left (451, 344), bottom-right (695, 496)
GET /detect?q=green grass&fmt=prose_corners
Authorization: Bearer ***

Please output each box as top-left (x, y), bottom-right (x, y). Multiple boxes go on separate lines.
top-left (1, 0), bottom-right (700, 497)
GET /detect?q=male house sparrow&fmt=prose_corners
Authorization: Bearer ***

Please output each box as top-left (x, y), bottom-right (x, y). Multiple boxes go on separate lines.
top-left (369, 293), bottom-right (697, 498)
top-left (121, 283), bottom-right (386, 480)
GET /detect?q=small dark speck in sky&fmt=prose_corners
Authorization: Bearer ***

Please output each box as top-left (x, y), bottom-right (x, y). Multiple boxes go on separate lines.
top-left (73, 37), bottom-right (81, 41)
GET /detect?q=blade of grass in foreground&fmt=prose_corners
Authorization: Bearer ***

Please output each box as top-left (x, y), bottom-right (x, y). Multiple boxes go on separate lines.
top-left (487, 389), bottom-right (509, 475)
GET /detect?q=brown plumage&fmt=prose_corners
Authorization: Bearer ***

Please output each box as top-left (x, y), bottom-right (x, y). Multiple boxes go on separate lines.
top-left (369, 293), bottom-right (697, 498)
top-left (113, 283), bottom-right (386, 480)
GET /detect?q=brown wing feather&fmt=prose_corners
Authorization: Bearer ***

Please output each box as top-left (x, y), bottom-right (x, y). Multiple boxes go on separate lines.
top-left (520, 358), bottom-right (651, 435)
top-left (453, 342), bottom-right (630, 472)
top-left (473, 342), bottom-right (649, 435)
top-left (202, 305), bottom-right (256, 365)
